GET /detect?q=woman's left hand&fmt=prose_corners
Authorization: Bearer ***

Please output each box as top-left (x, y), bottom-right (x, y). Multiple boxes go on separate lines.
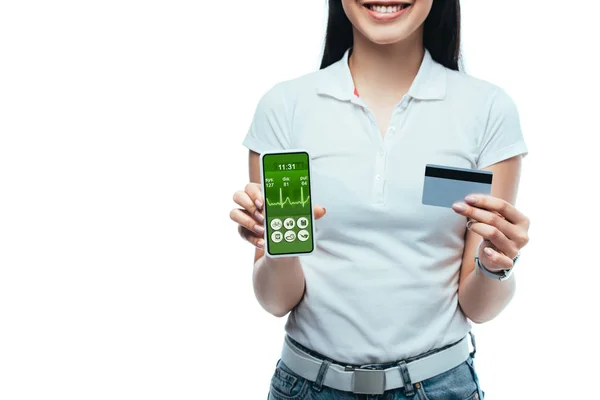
top-left (452, 194), bottom-right (530, 272)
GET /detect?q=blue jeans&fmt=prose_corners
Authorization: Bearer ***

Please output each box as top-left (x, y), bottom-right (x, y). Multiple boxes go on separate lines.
top-left (268, 349), bottom-right (484, 400)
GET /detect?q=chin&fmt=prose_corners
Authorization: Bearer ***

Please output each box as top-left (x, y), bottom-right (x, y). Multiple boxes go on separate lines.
top-left (365, 32), bottom-right (412, 45)
top-left (360, 26), bottom-right (418, 46)
top-left (343, 0), bottom-right (431, 46)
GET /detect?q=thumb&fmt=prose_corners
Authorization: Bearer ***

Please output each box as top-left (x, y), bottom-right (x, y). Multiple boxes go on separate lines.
top-left (314, 205), bottom-right (326, 220)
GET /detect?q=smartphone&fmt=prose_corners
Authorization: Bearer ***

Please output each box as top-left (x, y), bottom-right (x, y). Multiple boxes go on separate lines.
top-left (259, 149), bottom-right (315, 258)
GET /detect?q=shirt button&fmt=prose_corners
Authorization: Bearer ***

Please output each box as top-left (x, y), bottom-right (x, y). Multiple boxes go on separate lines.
top-left (378, 150), bottom-right (385, 156)
top-left (375, 174), bottom-right (381, 181)
top-left (388, 126), bottom-right (395, 134)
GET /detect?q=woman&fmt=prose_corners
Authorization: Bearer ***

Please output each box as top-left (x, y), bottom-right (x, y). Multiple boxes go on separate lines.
top-left (230, 0), bottom-right (530, 399)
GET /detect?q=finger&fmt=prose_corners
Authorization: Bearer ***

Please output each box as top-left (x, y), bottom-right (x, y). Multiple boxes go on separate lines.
top-left (453, 202), bottom-right (520, 241)
top-left (464, 194), bottom-right (526, 225)
top-left (238, 225), bottom-right (265, 248)
top-left (230, 208), bottom-right (265, 236)
top-left (314, 206), bottom-right (327, 220)
top-left (245, 183), bottom-right (264, 210)
top-left (468, 222), bottom-right (519, 259)
top-left (480, 243), bottom-right (514, 271)
top-left (233, 190), bottom-right (256, 213)
top-left (233, 190), bottom-right (264, 224)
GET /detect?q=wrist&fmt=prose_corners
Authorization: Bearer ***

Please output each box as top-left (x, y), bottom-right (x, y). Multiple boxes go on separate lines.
top-left (262, 255), bottom-right (301, 269)
top-left (475, 241), bottom-right (516, 281)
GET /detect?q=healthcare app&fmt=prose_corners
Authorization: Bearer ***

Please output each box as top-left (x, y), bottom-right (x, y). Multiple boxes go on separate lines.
top-left (261, 151), bottom-right (314, 257)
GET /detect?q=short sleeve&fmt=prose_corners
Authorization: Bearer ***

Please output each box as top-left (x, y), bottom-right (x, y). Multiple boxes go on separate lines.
top-left (476, 87), bottom-right (529, 169)
top-left (242, 83), bottom-right (292, 154)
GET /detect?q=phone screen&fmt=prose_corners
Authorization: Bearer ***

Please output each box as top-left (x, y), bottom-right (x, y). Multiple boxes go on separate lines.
top-left (262, 151), bottom-right (314, 256)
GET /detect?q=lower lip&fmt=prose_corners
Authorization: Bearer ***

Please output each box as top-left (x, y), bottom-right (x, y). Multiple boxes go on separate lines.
top-left (364, 5), bottom-right (411, 21)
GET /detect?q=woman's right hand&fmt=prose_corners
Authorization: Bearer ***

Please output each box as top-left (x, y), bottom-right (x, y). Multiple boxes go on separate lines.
top-left (230, 183), bottom-right (326, 249)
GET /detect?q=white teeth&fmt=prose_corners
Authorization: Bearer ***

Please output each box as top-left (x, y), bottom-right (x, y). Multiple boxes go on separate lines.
top-left (368, 4), bottom-right (408, 13)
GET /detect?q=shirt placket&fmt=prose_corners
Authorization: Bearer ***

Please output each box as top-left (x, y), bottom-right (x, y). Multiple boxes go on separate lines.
top-left (373, 140), bottom-right (386, 204)
top-left (365, 97), bottom-right (411, 205)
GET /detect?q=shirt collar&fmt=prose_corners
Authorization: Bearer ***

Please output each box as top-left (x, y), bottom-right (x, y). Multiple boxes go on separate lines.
top-left (315, 47), bottom-right (447, 102)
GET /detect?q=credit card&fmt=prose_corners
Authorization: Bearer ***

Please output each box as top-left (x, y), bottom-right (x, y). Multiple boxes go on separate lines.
top-left (422, 164), bottom-right (493, 208)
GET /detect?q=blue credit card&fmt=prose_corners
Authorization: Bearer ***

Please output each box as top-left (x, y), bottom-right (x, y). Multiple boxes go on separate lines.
top-left (422, 164), bottom-right (493, 208)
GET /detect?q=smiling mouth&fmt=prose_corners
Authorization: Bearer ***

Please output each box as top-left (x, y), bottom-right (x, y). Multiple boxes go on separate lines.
top-left (363, 2), bottom-right (411, 13)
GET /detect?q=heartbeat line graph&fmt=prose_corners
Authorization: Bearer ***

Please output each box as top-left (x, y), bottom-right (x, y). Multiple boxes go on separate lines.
top-left (266, 187), bottom-right (310, 208)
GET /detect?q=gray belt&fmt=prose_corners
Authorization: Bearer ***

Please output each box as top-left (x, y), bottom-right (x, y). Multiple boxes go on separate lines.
top-left (281, 335), bottom-right (470, 395)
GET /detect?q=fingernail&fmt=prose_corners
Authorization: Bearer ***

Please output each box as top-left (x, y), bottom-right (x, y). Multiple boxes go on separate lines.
top-left (256, 239), bottom-right (264, 248)
top-left (465, 196), bottom-right (477, 204)
top-left (484, 247), bottom-right (494, 256)
top-left (255, 199), bottom-right (263, 209)
top-left (253, 225), bottom-right (264, 235)
top-left (254, 210), bottom-right (264, 223)
top-left (452, 203), bottom-right (467, 211)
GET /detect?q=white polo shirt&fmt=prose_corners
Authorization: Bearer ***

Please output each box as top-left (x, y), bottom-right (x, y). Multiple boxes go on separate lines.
top-left (243, 48), bottom-right (528, 364)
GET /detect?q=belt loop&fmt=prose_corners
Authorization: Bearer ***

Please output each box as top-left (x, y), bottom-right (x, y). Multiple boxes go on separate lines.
top-left (398, 361), bottom-right (415, 397)
top-left (312, 360), bottom-right (331, 392)
top-left (469, 331), bottom-right (477, 359)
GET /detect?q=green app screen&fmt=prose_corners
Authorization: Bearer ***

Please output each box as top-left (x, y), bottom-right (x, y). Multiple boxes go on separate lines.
top-left (262, 152), bottom-right (314, 255)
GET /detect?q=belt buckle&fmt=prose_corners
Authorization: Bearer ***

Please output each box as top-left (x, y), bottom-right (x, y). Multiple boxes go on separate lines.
top-left (352, 368), bottom-right (385, 395)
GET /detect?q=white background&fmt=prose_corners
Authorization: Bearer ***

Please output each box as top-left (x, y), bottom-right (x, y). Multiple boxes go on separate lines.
top-left (1, 1), bottom-right (599, 399)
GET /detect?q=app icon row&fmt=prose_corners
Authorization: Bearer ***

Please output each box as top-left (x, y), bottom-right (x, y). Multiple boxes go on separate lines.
top-left (272, 229), bottom-right (310, 243)
top-left (270, 217), bottom-right (309, 231)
